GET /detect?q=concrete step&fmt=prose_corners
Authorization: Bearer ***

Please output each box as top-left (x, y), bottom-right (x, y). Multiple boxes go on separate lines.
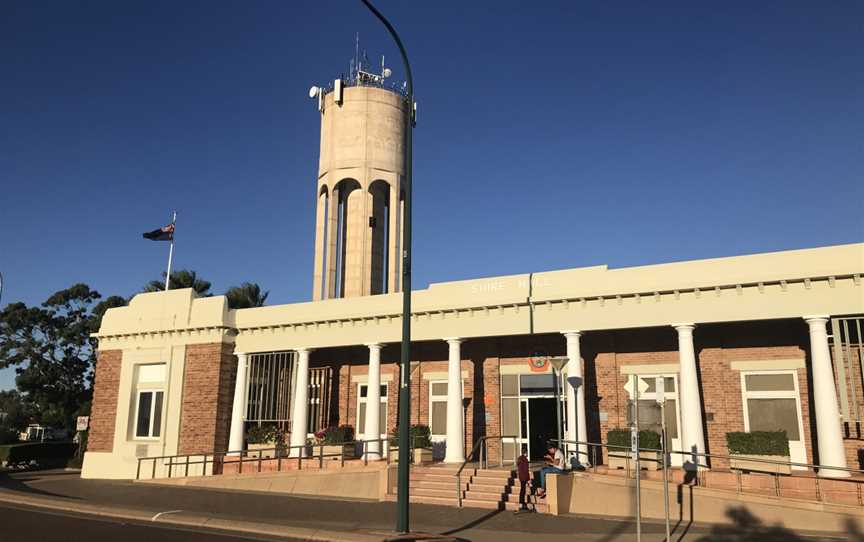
top-left (466, 482), bottom-right (511, 493)
top-left (472, 475), bottom-right (513, 486)
top-left (411, 473), bottom-right (472, 483)
top-left (412, 480), bottom-right (468, 491)
top-left (460, 499), bottom-right (504, 510)
top-left (463, 490), bottom-right (505, 501)
top-left (407, 495), bottom-right (460, 507)
top-left (413, 487), bottom-right (458, 499)
top-left (474, 469), bottom-right (514, 479)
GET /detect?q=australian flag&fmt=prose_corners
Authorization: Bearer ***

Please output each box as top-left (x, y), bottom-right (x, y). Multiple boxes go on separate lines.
top-left (143, 223), bottom-right (175, 241)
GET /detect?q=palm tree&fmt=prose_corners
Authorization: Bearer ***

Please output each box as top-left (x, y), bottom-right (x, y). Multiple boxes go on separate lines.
top-left (143, 270), bottom-right (212, 296)
top-left (225, 282), bottom-right (269, 309)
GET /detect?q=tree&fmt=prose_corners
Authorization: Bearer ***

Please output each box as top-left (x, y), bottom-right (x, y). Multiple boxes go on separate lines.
top-left (225, 282), bottom-right (269, 309)
top-left (0, 284), bottom-right (126, 432)
top-left (0, 390), bottom-right (34, 443)
top-left (143, 269), bottom-right (211, 296)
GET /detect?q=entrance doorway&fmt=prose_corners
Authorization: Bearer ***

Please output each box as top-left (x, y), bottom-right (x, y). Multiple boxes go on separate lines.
top-left (527, 398), bottom-right (557, 460)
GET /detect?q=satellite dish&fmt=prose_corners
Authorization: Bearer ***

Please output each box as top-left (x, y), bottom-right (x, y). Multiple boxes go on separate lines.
top-left (382, 67), bottom-right (392, 78)
top-left (308, 86), bottom-right (320, 99)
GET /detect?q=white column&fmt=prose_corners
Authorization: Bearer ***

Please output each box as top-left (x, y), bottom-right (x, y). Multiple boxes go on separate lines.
top-left (562, 331), bottom-right (588, 463)
top-left (674, 324), bottom-right (706, 469)
top-left (806, 316), bottom-right (850, 478)
top-left (227, 352), bottom-right (248, 456)
top-left (289, 348), bottom-right (312, 456)
top-left (444, 338), bottom-right (465, 463)
top-left (364, 343), bottom-right (383, 459)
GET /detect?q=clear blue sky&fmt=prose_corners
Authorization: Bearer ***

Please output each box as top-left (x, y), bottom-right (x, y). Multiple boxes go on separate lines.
top-left (1, 1), bottom-right (862, 390)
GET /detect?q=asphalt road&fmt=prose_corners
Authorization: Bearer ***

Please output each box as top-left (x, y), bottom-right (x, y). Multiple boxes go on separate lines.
top-left (0, 501), bottom-right (311, 542)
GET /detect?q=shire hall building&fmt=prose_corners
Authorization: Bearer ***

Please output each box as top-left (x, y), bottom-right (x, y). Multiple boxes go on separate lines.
top-left (81, 65), bottom-right (864, 487)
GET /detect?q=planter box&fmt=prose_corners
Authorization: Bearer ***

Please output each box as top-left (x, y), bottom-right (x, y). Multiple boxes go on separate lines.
top-left (388, 447), bottom-right (433, 464)
top-left (320, 444), bottom-right (356, 459)
top-left (246, 443), bottom-right (276, 459)
top-left (730, 454), bottom-right (791, 475)
top-left (608, 451), bottom-right (661, 471)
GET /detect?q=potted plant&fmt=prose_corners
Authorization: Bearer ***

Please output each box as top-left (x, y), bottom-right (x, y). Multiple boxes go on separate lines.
top-left (727, 431), bottom-right (791, 475)
top-left (389, 425), bottom-right (433, 464)
top-left (606, 429), bottom-right (662, 470)
top-left (316, 425), bottom-right (356, 459)
top-left (246, 424), bottom-right (284, 459)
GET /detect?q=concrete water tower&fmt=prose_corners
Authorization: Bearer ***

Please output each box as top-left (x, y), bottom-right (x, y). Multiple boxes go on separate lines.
top-left (310, 47), bottom-right (410, 300)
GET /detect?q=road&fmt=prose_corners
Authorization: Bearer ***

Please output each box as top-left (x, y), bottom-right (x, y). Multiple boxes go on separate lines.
top-left (0, 501), bottom-right (310, 542)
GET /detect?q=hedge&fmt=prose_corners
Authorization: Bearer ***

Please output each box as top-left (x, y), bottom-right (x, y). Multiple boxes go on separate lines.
top-left (0, 442), bottom-right (78, 466)
top-left (726, 431), bottom-right (790, 456)
top-left (607, 428), bottom-right (662, 451)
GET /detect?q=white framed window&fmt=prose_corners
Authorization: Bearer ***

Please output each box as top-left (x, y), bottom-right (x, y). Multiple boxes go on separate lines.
top-left (357, 383), bottom-right (388, 437)
top-left (429, 381), bottom-right (448, 438)
top-left (134, 390), bottom-right (164, 439)
top-left (133, 363), bottom-right (166, 440)
top-left (740, 370), bottom-right (807, 465)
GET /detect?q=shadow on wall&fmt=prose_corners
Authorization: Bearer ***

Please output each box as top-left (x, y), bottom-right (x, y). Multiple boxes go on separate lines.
top-left (694, 507), bottom-right (864, 542)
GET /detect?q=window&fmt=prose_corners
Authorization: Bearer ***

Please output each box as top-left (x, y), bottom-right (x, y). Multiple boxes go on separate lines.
top-left (357, 383), bottom-right (388, 436)
top-left (741, 371), bottom-right (802, 441)
top-left (133, 364), bottom-right (166, 440)
top-left (135, 390), bottom-right (164, 438)
top-left (429, 381), bottom-right (448, 437)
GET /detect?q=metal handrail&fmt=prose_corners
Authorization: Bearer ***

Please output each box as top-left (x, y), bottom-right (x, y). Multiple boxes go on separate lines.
top-left (557, 438), bottom-right (864, 504)
top-left (135, 437), bottom-right (391, 480)
top-left (454, 435), bottom-right (519, 507)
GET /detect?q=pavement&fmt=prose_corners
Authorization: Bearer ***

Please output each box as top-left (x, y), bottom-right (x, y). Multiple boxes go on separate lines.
top-left (0, 469), bottom-right (850, 542)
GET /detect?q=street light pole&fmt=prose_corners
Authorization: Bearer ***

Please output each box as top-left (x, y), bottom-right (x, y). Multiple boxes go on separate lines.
top-left (359, 0), bottom-right (414, 534)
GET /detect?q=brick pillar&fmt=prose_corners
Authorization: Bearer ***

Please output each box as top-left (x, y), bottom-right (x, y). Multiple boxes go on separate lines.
top-left (178, 343), bottom-right (237, 455)
top-left (88, 350), bottom-right (123, 452)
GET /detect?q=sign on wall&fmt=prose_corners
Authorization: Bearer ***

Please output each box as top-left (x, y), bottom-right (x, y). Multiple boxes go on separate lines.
top-left (76, 416), bottom-right (89, 432)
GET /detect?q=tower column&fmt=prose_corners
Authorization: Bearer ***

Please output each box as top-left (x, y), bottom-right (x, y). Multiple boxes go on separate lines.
top-left (806, 316), bottom-right (850, 478)
top-left (290, 348), bottom-right (313, 456)
top-left (227, 352), bottom-right (248, 456)
top-left (388, 182), bottom-right (401, 293)
top-left (444, 338), bottom-right (465, 463)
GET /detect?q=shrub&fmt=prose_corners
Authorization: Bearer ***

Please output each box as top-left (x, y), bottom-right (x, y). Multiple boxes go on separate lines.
top-left (0, 442), bottom-right (77, 467)
top-left (321, 425), bottom-right (354, 444)
top-left (0, 423), bottom-right (19, 445)
top-left (246, 424), bottom-right (284, 445)
top-left (606, 428), bottom-right (661, 451)
top-left (726, 431), bottom-right (789, 456)
top-left (389, 424), bottom-right (431, 449)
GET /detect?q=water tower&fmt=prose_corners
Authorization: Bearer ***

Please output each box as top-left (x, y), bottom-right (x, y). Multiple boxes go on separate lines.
top-left (310, 45), bottom-right (410, 300)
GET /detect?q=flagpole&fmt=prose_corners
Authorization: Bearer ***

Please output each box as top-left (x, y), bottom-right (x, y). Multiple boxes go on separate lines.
top-left (164, 211), bottom-right (176, 291)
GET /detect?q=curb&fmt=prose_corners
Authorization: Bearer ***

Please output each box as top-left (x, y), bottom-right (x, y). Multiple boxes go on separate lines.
top-left (0, 489), bottom-right (382, 542)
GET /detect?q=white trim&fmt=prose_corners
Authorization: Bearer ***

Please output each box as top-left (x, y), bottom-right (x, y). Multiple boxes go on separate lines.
top-left (428, 379), bottom-right (450, 439)
top-left (133, 389), bottom-right (164, 440)
top-left (740, 369), bottom-right (807, 467)
top-left (620, 363), bottom-right (681, 375)
top-left (422, 370), bottom-right (468, 381)
top-left (356, 382), bottom-right (388, 438)
top-left (351, 373), bottom-right (394, 384)
top-left (730, 359), bottom-right (805, 371)
top-left (501, 364), bottom-right (551, 375)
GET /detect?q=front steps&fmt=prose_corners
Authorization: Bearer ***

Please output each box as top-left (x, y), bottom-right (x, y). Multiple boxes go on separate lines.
top-left (403, 465), bottom-right (549, 513)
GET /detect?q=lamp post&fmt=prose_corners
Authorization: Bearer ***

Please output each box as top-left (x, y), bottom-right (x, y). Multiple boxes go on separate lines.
top-left (359, 0), bottom-right (415, 534)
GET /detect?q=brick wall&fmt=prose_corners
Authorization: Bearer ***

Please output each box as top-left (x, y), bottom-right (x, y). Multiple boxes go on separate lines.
top-left (88, 350), bottom-right (123, 452)
top-left (315, 319), bottom-right (855, 472)
top-left (177, 343), bottom-right (237, 455)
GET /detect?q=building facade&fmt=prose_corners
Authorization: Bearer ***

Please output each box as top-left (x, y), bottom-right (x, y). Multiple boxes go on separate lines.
top-left (81, 243), bottom-right (864, 479)
top-left (80, 63), bottom-right (864, 480)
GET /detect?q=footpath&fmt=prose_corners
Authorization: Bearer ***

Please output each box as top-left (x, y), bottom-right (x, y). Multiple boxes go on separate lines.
top-left (0, 469), bottom-right (841, 542)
